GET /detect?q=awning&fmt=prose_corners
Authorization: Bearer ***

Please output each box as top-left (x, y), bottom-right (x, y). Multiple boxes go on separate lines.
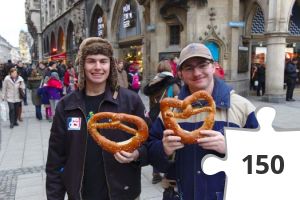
top-left (51, 52), bottom-right (66, 61)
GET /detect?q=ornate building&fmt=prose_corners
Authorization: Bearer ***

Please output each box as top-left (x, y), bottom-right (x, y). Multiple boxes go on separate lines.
top-left (0, 35), bottom-right (21, 63)
top-left (26, 0), bottom-right (300, 102)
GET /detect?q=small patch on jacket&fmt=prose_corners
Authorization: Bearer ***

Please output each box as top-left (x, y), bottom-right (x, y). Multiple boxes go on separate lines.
top-left (67, 117), bottom-right (82, 130)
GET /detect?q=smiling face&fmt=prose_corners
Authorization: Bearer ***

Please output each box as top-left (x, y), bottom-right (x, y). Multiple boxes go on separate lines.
top-left (180, 57), bottom-right (215, 94)
top-left (84, 54), bottom-right (110, 90)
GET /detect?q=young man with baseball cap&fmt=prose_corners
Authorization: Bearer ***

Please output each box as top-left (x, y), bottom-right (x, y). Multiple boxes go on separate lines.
top-left (148, 43), bottom-right (259, 200)
top-left (46, 37), bottom-right (149, 200)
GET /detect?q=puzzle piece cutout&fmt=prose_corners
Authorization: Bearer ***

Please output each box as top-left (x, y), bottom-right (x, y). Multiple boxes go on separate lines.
top-left (202, 107), bottom-right (300, 200)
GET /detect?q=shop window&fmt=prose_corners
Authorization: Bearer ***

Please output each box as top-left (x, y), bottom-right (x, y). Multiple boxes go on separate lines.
top-left (169, 25), bottom-right (180, 45)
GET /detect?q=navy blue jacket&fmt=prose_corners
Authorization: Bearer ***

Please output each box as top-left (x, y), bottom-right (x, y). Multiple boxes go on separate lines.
top-left (148, 78), bottom-right (259, 200)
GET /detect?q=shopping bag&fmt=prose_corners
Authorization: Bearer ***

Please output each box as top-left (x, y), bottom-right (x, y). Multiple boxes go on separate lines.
top-left (0, 102), bottom-right (7, 122)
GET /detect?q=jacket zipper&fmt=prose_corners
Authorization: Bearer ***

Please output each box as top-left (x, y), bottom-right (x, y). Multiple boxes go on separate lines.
top-left (78, 107), bottom-right (87, 200)
top-left (97, 99), bottom-right (113, 200)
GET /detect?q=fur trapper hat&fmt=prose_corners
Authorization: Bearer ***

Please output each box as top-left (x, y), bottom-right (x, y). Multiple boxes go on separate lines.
top-left (77, 37), bottom-right (118, 91)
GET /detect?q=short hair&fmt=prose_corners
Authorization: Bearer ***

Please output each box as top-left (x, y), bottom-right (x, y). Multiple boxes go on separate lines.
top-left (9, 67), bottom-right (17, 74)
top-left (157, 60), bottom-right (172, 73)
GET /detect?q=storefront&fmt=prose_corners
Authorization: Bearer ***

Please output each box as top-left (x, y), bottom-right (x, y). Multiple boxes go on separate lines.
top-left (116, 0), bottom-right (143, 73)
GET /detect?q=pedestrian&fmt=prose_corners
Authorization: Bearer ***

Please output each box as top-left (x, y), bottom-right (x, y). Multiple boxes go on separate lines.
top-left (46, 37), bottom-right (149, 200)
top-left (256, 63), bottom-right (266, 96)
top-left (37, 76), bottom-right (51, 121)
top-left (143, 59), bottom-right (180, 185)
top-left (63, 63), bottom-right (78, 94)
top-left (128, 61), bottom-right (142, 93)
top-left (16, 61), bottom-right (29, 106)
top-left (27, 68), bottom-right (43, 120)
top-left (116, 59), bottom-right (129, 88)
top-left (2, 68), bottom-right (25, 128)
top-left (285, 58), bottom-right (298, 101)
top-left (45, 72), bottom-right (63, 120)
top-left (148, 43), bottom-right (259, 200)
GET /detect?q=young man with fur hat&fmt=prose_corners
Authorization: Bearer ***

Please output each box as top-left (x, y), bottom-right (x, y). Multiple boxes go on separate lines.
top-left (148, 43), bottom-right (259, 200)
top-left (46, 37), bottom-right (149, 200)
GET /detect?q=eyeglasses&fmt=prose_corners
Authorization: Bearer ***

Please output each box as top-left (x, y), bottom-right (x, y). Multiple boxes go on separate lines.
top-left (181, 61), bottom-right (213, 72)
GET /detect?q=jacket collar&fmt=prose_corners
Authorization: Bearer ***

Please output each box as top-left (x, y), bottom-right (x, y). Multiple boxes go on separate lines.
top-left (64, 85), bottom-right (119, 111)
top-left (178, 77), bottom-right (232, 109)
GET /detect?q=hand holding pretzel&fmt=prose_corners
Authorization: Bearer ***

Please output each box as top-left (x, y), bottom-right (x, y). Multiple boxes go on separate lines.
top-left (160, 90), bottom-right (216, 144)
top-left (87, 112), bottom-right (148, 155)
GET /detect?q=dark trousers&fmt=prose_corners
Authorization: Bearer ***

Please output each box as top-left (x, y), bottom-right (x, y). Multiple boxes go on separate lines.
top-left (23, 87), bottom-right (28, 105)
top-left (8, 102), bottom-right (21, 125)
top-left (256, 81), bottom-right (265, 96)
top-left (35, 105), bottom-right (42, 120)
top-left (286, 78), bottom-right (296, 100)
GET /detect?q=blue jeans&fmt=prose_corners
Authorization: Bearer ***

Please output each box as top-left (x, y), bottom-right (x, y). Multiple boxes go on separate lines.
top-left (35, 105), bottom-right (42, 119)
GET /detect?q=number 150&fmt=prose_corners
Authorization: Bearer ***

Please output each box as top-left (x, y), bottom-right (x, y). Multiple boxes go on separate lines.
top-left (242, 155), bottom-right (284, 174)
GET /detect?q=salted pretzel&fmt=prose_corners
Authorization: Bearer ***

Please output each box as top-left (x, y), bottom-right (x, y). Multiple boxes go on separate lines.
top-left (160, 90), bottom-right (216, 144)
top-left (87, 112), bottom-right (148, 154)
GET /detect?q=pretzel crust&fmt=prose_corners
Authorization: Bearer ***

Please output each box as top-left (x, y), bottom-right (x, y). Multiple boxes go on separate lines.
top-left (160, 90), bottom-right (216, 144)
top-left (87, 112), bottom-right (148, 154)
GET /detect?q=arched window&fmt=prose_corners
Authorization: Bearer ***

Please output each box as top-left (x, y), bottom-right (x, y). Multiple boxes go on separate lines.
top-left (251, 6), bottom-right (264, 34)
top-left (289, 2), bottom-right (300, 35)
top-left (57, 27), bottom-right (65, 52)
top-left (50, 32), bottom-right (56, 54)
top-left (90, 5), bottom-right (105, 37)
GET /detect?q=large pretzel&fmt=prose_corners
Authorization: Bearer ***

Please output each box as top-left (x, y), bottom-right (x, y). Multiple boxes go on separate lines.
top-left (160, 90), bottom-right (216, 144)
top-left (87, 112), bottom-right (148, 154)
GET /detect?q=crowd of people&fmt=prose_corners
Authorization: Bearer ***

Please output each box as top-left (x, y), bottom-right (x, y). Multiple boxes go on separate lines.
top-left (250, 57), bottom-right (300, 100)
top-left (0, 59), bottom-right (78, 128)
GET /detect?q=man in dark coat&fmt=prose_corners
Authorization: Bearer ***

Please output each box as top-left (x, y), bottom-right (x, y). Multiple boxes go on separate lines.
top-left (285, 58), bottom-right (298, 101)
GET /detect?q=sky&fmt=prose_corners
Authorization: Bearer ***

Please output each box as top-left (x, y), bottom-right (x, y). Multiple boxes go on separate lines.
top-left (0, 0), bottom-right (28, 47)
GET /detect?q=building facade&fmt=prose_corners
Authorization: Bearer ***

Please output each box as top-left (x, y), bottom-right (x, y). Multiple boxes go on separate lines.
top-left (0, 35), bottom-right (21, 63)
top-left (26, 0), bottom-right (300, 102)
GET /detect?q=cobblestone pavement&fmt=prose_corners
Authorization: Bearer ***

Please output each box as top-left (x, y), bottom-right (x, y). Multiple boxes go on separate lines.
top-left (0, 166), bottom-right (44, 200)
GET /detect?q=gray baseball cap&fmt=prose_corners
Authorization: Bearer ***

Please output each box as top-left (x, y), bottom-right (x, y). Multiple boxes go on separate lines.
top-left (178, 43), bottom-right (213, 68)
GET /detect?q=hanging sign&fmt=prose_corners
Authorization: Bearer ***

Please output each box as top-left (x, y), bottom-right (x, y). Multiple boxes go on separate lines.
top-left (123, 4), bottom-right (135, 28)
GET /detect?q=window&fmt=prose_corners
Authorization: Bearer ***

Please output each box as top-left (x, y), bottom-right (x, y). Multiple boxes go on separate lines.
top-left (169, 25), bottom-right (180, 45)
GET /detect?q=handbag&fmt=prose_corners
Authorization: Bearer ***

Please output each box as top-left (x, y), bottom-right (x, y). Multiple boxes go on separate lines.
top-left (19, 82), bottom-right (25, 99)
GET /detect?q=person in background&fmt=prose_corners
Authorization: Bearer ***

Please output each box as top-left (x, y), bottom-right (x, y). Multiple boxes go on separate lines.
top-left (0, 63), bottom-right (4, 89)
top-left (213, 62), bottom-right (225, 80)
top-left (57, 60), bottom-right (66, 81)
top-left (143, 60), bottom-right (180, 185)
top-left (37, 61), bottom-right (48, 78)
top-left (16, 61), bottom-right (29, 106)
top-left (4, 59), bottom-right (15, 77)
top-left (255, 63), bottom-right (266, 96)
top-left (128, 61), bottom-right (142, 93)
top-left (285, 57), bottom-right (298, 101)
top-left (37, 76), bottom-right (51, 121)
top-left (45, 72), bottom-right (63, 121)
top-left (169, 56), bottom-right (178, 77)
top-left (116, 59), bottom-right (129, 88)
top-left (46, 37), bottom-right (149, 200)
top-left (45, 61), bottom-right (58, 77)
top-left (27, 68), bottom-right (43, 120)
top-left (2, 68), bottom-right (25, 128)
top-left (63, 63), bottom-right (78, 94)
top-left (148, 43), bottom-right (258, 200)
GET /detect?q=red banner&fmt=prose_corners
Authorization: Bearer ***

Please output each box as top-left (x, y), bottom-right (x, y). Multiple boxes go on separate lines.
top-left (51, 52), bottom-right (66, 61)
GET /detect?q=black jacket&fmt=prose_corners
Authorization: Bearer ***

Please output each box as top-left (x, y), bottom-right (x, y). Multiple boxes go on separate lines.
top-left (46, 86), bottom-right (149, 200)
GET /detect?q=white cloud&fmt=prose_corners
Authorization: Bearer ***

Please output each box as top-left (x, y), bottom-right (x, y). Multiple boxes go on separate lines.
top-left (0, 0), bottom-right (28, 47)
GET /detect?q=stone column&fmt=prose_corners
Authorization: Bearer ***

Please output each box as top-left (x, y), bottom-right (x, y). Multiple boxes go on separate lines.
top-left (228, 0), bottom-right (240, 80)
top-left (262, 33), bottom-right (287, 103)
top-left (38, 33), bottom-right (43, 62)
